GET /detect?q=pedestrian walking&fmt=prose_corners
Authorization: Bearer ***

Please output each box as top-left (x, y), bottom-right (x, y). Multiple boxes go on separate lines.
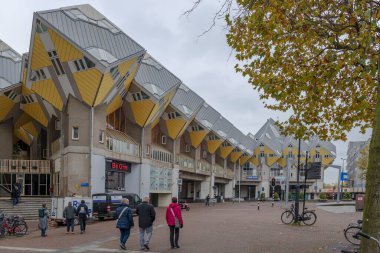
top-left (38, 203), bottom-right (49, 237)
top-left (11, 185), bottom-right (18, 207)
top-left (63, 201), bottom-right (76, 234)
top-left (165, 197), bottom-right (183, 249)
top-left (76, 200), bottom-right (89, 234)
top-left (205, 194), bottom-right (210, 206)
top-left (115, 198), bottom-right (134, 250)
top-left (136, 196), bottom-right (156, 251)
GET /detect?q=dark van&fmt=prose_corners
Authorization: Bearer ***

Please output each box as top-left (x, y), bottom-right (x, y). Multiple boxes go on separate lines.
top-left (92, 193), bottom-right (141, 220)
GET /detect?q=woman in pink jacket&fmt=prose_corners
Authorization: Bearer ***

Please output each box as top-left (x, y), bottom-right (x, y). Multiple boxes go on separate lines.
top-left (166, 197), bottom-right (184, 249)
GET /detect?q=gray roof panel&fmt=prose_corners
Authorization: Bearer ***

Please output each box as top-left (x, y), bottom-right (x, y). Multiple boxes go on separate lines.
top-left (195, 103), bottom-right (221, 130)
top-left (134, 54), bottom-right (181, 100)
top-left (211, 116), bottom-right (233, 141)
top-left (38, 5), bottom-right (145, 67)
top-left (171, 84), bottom-right (204, 120)
top-left (0, 40), bottom-right (22, 89)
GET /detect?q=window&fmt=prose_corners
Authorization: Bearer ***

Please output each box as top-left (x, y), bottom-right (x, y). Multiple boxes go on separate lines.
top-left (222, 142), bottom-right (230, 147)
top-left (202, 151), bottom-right (207, 158)
top-left (208, 135), bottom-right (217, 141)
top-left (288, 150), bottom-right (293, 158)
top-left (21, 95), bottom-right (35, 104)
top-left (268, 154), bottom-right (275, 157)
top-left (72, 126), bottom-right (79, 140)
top-left (191, 125), bottom-right (204, 132)
top-left (315, 151), bottom-right (320, 159)
top-left (161, 135), bottom-right (167, 145)
top-left (260, 151), bottom-right (265, 157)
top-left (36, 19), bottom-right (48, 33)
top-left (55, 120), bottom-right (61, 131)
top-left (72, 57), bottom-right (95, 72)
top-left (48, 51), bottom-right (65, 76)
top-left (110, 67), bottom-right (120, 80)
top-left (99, 130), bottom-right (105, 143)
top-left (168, 112), bottom-right (181, 119)
top-left (132, 92), bottom-right (141, 101)
top-left (30, 69), bottom-right (47, 81)
top-left (185, 144), bottom-right (190, 153)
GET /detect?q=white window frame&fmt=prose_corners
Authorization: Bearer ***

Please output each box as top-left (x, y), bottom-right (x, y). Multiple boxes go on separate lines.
top-left (99, 130), bottom-right (105, 143)
top-left (185, 144), bottom-right (190, 153)
top-left (72, 126), bottom-right (79, 140)
top-left (55, 119), bottom-right (61, 131)
top-left (161, 135), bottom-right (167, 145)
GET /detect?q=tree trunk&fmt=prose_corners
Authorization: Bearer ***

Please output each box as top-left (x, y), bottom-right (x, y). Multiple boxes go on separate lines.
top-left (361, 52), bottom-right (380, 253)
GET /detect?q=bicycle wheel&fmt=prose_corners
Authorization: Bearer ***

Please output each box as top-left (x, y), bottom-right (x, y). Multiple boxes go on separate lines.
top-left (344, 226), bottom-right (361, 245)
top-left (13, 223), bottom-right (28, 236)
top-left (281, 210), bottom-right (294, 224)
top-left (302, 211), bottom-right (317, 226)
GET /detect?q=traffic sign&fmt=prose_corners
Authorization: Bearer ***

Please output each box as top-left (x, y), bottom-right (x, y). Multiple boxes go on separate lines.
top-left (340, 172), bottom-right (349, 181)
top-left (177, 178), bottom-right (183, 185)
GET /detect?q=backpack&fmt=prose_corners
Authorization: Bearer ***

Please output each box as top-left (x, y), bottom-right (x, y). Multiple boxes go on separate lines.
top-left (38, 208), bottom-right (45, 218)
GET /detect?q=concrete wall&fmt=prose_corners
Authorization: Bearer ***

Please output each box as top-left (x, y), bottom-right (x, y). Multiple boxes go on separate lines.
top-left (225, 180), bottom-right (234, 198)
top-left (0, 119), bottom-right (13, 159)
top-left (200, 176), bottom-right (211, 199)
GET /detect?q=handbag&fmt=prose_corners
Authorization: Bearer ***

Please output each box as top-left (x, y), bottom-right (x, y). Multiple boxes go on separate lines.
top-left (170, 207), bottom-right (180, 228)
top-left (116, 206), bottom-right (129, 226)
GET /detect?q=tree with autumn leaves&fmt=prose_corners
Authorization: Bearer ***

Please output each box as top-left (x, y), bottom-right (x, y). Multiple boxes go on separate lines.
top-left (224, 1), bottom-right (379, 251)
top-left (188, 0), bottom-right (380, 251)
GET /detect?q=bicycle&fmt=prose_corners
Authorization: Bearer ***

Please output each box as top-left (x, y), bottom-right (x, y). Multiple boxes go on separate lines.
top-left (281, 203), bottom-right (317, 225)
top-left (341, 231), bottom-right (380, 253)
top-left (344, 220), bottom-right (362, 246)
top-left (0, 213), bottom-right (28, 238)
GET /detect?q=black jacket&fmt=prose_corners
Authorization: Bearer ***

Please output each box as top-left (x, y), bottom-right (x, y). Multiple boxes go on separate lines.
top-left (136, 202), bottom-right (156, 228)
top-left (76, 203), bottom-right (89, 217)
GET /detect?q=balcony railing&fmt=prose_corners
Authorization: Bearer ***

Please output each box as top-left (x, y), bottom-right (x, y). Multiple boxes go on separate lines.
top-left (214, 164), bottom-right (225, 178)
top-left (106, 129), bottom-right (140, 158)
top-left (0, 159), bottom-right (50, 174)
top-left (226, 169), bottom-right (235, 179)
top-left (150, 145), bottom-right (173, 164)
top-left (198, 159), bottom-right (211, 174)
top-left (179, 155), bottom-right (196, 173)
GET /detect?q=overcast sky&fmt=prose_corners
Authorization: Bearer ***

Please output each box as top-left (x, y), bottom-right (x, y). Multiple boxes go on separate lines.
top-left (0, 0), bottom-right (371, 183)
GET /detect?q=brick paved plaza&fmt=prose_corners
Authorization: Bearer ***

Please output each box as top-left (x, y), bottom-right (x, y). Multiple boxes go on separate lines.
top-left (0, 202), bottom-right (361, 253)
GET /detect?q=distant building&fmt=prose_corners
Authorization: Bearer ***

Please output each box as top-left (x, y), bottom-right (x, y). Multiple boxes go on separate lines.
top-left (346, 140), bottom-right (369, 192)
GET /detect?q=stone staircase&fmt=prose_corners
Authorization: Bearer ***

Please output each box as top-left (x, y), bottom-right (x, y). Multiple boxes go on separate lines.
top-left (0, 197), bottom-right (51, 220)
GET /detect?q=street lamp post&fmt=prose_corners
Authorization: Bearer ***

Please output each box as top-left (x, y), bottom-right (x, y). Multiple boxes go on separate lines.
top-left (337, 158), bottom-right (346, 203)
top-left (294, 139), bottom-right (301, 223)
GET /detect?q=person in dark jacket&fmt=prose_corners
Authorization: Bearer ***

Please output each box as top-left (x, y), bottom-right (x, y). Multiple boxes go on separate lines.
top-left (63, 202), bottom-right (76, 234)
top-left (115, 198), bottom-right (134, 250)
top-left (136, 196), bottom-right (156, 251)
top-left (76, 200), bottom-right (89, 234)
top-left (166, 197), bottom-right (184, 249)
top-left (11, 185), bottom-right (18, 207)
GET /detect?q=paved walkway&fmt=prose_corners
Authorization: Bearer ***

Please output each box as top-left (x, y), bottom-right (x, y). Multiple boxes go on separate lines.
top-left (0, 202), bottom-right (361, 253)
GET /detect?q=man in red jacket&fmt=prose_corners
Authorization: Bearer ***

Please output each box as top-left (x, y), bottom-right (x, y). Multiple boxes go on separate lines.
top-left (166, 197), bottom-right (184, 249)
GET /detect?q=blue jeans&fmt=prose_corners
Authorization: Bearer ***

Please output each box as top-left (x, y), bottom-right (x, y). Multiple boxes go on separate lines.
top-left (119, 228), bottom-right (131, 246)
top-left (41, 228), bottom-right (46, 236)
top-left (139, 226), bottom-right (153, 248)
top-left (12, 197), bottom-right (18, 206)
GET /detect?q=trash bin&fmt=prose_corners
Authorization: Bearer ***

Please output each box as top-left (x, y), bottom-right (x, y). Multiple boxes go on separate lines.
top-left (355, 194), bottom-right (365, 211)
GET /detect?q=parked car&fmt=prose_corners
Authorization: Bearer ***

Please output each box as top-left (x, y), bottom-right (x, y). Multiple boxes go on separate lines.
top-left (92, 193), bottom-right (141, 220)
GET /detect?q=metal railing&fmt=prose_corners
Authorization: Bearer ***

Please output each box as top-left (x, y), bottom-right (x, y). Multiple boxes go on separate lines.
top-left (179, 155), bottom-right (196, 172)
top-left (150, 145), bottom-right (173, 164)
top-left (0, 159), bottom-right (50, 174)
top-left (198, 160), bottom-right (212, 174)
top-left (106, 136), bottom-right (140, 157)
top-left (214, 164), bottom-right (225, 178)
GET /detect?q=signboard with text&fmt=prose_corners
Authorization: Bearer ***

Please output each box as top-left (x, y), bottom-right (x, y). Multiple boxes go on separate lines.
top-left (105, 159), bottom-right (131, 173)
top-left (306, 162), bottom-right (322, 179)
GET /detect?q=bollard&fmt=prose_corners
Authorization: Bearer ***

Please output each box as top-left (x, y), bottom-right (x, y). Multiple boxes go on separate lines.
top-left (271, 201), bottom-right (274, 207)
top-left (257, 202), bottom-right (260, 210)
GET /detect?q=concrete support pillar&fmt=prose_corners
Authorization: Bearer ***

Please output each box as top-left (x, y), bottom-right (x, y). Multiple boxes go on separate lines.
top-left (172, 165), bottom-right (179, 198)
top-left (225, 180), bottom-right (234, 199)
top-left (200, 176), bottom-right (211, 199)
top-left (193, 181), bottom-right (196, 201)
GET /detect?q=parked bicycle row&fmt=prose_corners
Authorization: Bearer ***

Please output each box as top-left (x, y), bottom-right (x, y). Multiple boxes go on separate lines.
top-left (0, 211), bottom-right (28, 238)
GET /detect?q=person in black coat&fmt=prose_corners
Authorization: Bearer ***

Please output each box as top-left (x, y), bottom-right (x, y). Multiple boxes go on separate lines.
top-left (136, 196), bottom-right (156, 250)
top-left (76, 200), bottom-right (89, 234)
